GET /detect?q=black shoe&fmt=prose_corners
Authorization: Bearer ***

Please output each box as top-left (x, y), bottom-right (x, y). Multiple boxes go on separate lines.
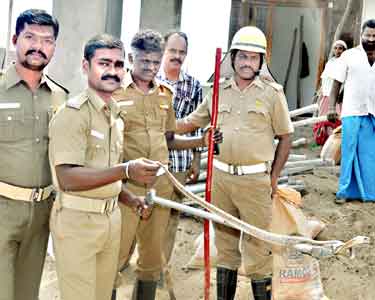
top-left (216, 267), bottom-right (237, 300)
top-left (111, 289), bottom-right (117, 300)
top-left (131, 279), bottom-right (157, 300)
top-left (157, 271), bottom-right (164, 288)
top-left (251, 277), bottom-right (272, 300)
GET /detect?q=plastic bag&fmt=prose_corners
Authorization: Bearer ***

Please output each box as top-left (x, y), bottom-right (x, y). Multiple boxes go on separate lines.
top-left (313, 120), bottom-right (341, 146)
top-left (271, 188), bottom-right (328, 300)
top-left (320, 125), bottom-right (341, 165)
top-left (186, 221), bottom-right (217, 269)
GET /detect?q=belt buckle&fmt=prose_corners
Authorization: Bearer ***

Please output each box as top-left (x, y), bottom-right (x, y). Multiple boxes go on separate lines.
top-left (101, 201), bottom-right (108, 214)
top-left (103, 198), bottom-right (115, 214)
top-left (31, 188), bottom-right (44, 202)
top-left (236, 166), bottom-right (243, 176)
top-left (229, 165), bottom-right (242, 176)
top-left (229, 164), bottom-right (235, 175)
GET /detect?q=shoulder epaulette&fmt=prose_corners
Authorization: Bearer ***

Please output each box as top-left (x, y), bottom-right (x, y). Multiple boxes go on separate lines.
top-left (267, 81), bottom-right (283, 92)
top-left (66, 93), bottom-right (88, 110)
top-left (45, 74), bottom-right (70, 94)
top-left (159, 82), bottom-right (174, 95)
top-left (221, 78), bottom-right (232, 89)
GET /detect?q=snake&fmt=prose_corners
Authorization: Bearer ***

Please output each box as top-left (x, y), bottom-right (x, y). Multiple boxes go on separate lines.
top-left (157, 163), bottom-right (370, 259)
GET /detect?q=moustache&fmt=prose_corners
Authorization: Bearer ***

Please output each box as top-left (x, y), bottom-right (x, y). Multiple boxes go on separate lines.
top-left (240, 66), bottom-right (255, 71)
top-left (362, 40), bottom-right (375, 51)
top-left (170, 58), bottom-right (182, 64)
top-left (25, 49), bottom-right (47, 59)
top-left (101, 74), bottom-right (121, 82)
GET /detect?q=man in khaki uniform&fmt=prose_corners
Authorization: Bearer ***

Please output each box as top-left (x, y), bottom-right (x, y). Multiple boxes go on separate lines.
top-left (49, 34), bottom-right (159, 300)
top-left (0, 9), bottom-right (67, 300)
top-left (177, 27), bottom-right (293, 300)
top-left (112, 30), bottom-right (218, 300)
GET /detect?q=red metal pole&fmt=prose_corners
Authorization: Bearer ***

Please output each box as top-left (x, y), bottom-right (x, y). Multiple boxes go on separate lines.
top-left (204, 47), bottom-right (221, 300)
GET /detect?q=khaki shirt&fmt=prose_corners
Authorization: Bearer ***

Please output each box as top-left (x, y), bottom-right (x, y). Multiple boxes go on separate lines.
top-left (49, 88), bottom-right (123, 199)
top-left (112, 72), bottom-right (176, 195)
top-left (188, 77), bottom-right (293, 165)
top-left (0, 64), bottom-right (67, 188)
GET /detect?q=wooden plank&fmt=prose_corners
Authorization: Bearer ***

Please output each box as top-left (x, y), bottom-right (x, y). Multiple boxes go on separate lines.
top-left (316, 7), bottom-right (327, 90)
top-left (266, 4), bottom-right (274, 64)
top-left (296, 15), bottom-right (304, 109)
top-left (249, 0), bottom-right (328, 8)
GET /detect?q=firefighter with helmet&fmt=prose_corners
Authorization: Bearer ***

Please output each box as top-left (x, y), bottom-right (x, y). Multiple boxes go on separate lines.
top-left (177, 26), bottom-right (294, 300)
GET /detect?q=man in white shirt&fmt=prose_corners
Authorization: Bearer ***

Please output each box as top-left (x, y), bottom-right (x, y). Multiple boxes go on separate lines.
top-left (328, 19), bottom-right (375, 203)
top-left (318, 40), bottom-right (347, 116)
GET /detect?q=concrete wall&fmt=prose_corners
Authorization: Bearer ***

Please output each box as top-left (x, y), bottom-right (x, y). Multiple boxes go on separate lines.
top-left (363, 0), bottom-right (375, 23)
top-left (270, 7), bottom-right (322, 110)
top-left (121, 0), bottom-right (141, 65)
top-left (140, 0), bottom-right (182, 33)
top-left (180, 0), bottom-right (231, 82)
top-left (49, 0), bottom-right (123, 96)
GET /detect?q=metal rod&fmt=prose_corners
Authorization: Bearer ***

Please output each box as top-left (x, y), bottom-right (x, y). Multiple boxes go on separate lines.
top-left (285, 158), bottom-right (334, 168)
top-left (186, 183), bottom-right (206, 194)
top-left (204, 47), bottom-right (221, 300)
top-left (292, 138), bottom-right (308, 147)
top-left (281, 166), bottom-right (314, 176)
top-left (150, 194), bottom-right (227, 225)
top-left (288, 154), bottom-right (307, 161)
top-left (289, 103), bottom-right (318, 117)
top-left (292, 115), bottom-right (328, 127)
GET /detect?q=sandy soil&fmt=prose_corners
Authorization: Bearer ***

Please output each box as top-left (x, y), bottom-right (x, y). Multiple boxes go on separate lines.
top-left (39, 128), bottom-right (375, 300)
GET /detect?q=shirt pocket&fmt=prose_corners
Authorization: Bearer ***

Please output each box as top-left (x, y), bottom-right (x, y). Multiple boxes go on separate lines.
top-left (157, 101), bottom-right (170, 131)
top-left (111, 121), bottom-right (124, 164)
top-left (246, 106), bottom-right (270, 131)
top-left (217, 103), bottom-right (232, 127)
top-left (86, 130), bottom-right (108, 166)
top-left (119, 103), bottom-right (137, 132)
top-left (0, 105), bottom-right (26, 141)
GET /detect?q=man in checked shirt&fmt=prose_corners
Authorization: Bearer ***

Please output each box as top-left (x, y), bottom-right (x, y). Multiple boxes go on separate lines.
top-left (157, 31), bottom-right (204, 279)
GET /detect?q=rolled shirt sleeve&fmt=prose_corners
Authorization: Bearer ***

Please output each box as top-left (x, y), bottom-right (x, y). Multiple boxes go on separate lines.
top-left (49, 107), bottom-right (88, 167)
top-left (187, 93), bottom-right (211, 129)
top-left (166, 102), bottom-right (177, 132)
top-left (271, 90), bottom-right (294, 136)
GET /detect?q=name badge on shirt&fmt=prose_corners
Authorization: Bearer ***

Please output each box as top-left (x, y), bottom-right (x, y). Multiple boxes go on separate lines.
top-left (91, 129), bottom-right (105, 140)
top-left (160, 104), bottom-right (169, 110)
top-left (119, 100), bottom-right (134, 107)
top-left (0, 102), bottom-right (21, 109)
top-left (255, 99), bottom-right (263, 108)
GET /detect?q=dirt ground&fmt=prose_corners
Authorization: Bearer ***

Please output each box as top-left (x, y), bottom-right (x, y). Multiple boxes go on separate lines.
top-left (39, 127), bottom-right (375, 300)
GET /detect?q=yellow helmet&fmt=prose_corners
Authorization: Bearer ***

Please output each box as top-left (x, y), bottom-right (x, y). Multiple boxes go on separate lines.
top-left (230, 26), bottom-right (267, 54)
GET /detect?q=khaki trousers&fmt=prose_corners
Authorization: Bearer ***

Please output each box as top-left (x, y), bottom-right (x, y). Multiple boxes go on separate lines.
top-left (212, 169), bottom-right (273, 278)
top-left (0, 195), bottom-right (52, 300)
top-left (50, 202), bottom-right (121, 300)
top-left (163, 171), bottom-right (188, 265)
top-left (118, 178), bottom-right (173, 281)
